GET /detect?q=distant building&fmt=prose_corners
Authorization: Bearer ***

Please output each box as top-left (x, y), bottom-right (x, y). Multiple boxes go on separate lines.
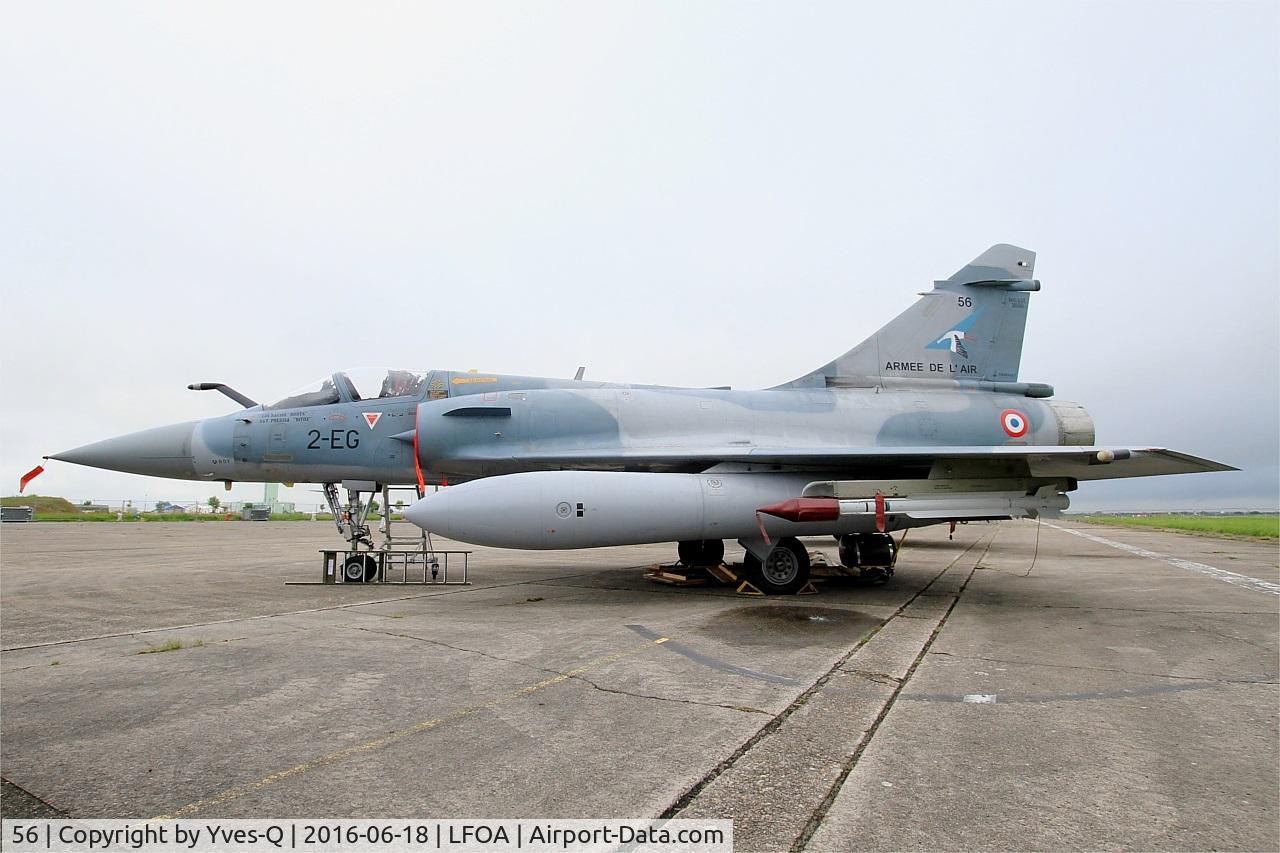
top-left (227, 483), bottom-right (295, 515)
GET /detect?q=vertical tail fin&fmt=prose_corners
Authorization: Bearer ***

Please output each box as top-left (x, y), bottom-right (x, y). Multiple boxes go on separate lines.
top-left (782, 244), bottom-right (1039, 389)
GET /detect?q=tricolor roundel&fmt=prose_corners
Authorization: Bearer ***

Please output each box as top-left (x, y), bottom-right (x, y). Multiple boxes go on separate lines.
top-left (1000, 409), bottom-right (1029, 438)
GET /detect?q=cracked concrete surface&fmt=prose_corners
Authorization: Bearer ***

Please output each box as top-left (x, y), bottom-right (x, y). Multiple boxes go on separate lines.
top-left (1, 520), bottom-right (1276, 851)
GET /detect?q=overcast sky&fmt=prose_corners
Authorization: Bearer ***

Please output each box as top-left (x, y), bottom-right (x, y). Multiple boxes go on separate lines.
top-left (2, 1), bottom-right (1277, 512)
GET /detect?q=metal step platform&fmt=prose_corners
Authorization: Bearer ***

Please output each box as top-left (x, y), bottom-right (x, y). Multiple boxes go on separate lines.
top-left (299, 485), bottom-right (472, 586)
top-left (318, 547), bottom-right (470, 585)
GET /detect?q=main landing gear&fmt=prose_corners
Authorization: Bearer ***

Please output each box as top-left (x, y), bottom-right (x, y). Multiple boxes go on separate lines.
top-left (837, 532), bottom-right (898, 583)
top-left (743, 537), bottom-right (811, 596)
top-left (677, 539), bottom-right (725, 567)
top-left (668, 533), bottom-right (901, 595)
top-left (743, 534), bottom-right (897, 593)
top-left (674, 537), bottom-right (811, 595)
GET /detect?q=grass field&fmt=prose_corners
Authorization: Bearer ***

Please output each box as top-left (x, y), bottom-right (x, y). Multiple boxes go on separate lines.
top-left (2, 495), bottom-right (80, 514)
top-left (21, 512), bottom-right (356, 522)
top-left (3, 495), bottom-right (401, 522)
top-left (1077, 514), bottom-right (1279, 539)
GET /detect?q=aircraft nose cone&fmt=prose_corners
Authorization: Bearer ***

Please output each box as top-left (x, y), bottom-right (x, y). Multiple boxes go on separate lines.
top-left (50, 421), bottom-right (198, 479)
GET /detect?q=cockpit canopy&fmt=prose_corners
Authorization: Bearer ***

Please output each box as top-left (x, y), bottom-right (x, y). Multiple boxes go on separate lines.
top-left (267, 369), bottom-right (438, 409)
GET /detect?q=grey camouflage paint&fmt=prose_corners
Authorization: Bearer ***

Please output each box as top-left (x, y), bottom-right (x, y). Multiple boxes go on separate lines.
top-left (50, 245), bottom-right (1232, 503)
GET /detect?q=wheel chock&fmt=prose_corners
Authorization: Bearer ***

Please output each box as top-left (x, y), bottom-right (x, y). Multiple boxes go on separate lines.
top-left (706, 563), bottom-right (739, 585)
top-left (734, 579), bottom-right (765, 596)
top-left (644, 565), bottom-right (711, 586)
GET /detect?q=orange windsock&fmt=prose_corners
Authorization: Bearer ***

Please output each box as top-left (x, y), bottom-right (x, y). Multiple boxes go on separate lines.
top-left (20, 465), bottom-right (45, 493)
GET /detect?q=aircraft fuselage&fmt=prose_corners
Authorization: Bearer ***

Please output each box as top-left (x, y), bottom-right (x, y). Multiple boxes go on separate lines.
top-left (153, 376), bottom-right (1093, 488)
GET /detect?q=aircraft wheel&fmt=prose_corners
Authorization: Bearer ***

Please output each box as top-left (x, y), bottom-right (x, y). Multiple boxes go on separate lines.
top-left (864, 533), bottom-right (896, 567)
top-left (838, 534), bottom-right (862, 569)
top-left (752, 537), bottom-right (811, 595)
top-left (343, 554), bottom-right (379, 583)
top-left (678, 539), bottom-right (725, 566)
top-left (840, 533), bottom-right (897, 569)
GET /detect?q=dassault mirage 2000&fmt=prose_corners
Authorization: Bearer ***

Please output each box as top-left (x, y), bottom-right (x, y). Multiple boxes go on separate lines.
top-left (36, 245), bottom-right (1232, 593)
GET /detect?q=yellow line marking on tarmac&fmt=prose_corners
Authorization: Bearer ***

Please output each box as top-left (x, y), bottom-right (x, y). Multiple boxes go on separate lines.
top-left (152, 638), bottom-right (664, 820)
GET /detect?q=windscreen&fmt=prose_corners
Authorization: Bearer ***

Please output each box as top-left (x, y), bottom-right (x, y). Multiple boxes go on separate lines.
top-left (267, 370), bottom-right (431, 408)
top-left (267, 377), bottom-right (341, 409)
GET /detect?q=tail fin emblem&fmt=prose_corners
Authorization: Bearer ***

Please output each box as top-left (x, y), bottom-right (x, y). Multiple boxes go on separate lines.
top-left (926, 308), bottom-right (983, 359)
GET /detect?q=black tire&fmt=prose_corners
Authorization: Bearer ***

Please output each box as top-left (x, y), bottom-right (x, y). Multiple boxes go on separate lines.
top-left (750, 537), bottom-right (811, 595)
top-left (343, 554), bottom-right (379, 583)
top-left (343, 556), bottom-right (366, 583)
top-left (840, 533), bottom-right (897, 568)
top-left (838, 534), bottom-right (862, 569)
top-left (864, 533), bottom-right (896, 567)
top-left (678, 539), bottom-right (725, 567)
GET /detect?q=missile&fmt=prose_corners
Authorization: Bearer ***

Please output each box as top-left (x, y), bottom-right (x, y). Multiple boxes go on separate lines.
top-left (403, 470), bottom-right (1070, 550)
top-left (758, 492), bottom-right (1068, 523)
top-left (835, 493), bottom-right (1068, 517)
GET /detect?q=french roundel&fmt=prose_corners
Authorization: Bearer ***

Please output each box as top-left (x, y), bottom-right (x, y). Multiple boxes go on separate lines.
top-left (1000, 409), bottom-right (1029, 438)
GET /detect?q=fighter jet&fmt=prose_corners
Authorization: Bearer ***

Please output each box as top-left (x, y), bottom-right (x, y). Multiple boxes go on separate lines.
top-left (36, 245), bottom-right (1233, 593)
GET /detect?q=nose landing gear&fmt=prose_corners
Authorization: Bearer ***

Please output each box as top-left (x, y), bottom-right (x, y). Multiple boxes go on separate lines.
top-left (342, 553), bottom-right (380, 583)
top-left (319, 482), bottom-right (470, 585)
top-left (322, 481), bottom-right (377, 551)
top-left (324, 481), bottom-right (380, 582)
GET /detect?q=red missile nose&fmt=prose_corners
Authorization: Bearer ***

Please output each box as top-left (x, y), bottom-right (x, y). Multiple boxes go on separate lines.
top-left (755, 497), bottom-right (840, 523)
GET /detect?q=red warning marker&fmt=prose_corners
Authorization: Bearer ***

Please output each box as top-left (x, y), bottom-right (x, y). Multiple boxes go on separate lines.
top-left (755, 511), bottom-right (772, 546)
top-left (1000, 409), bottom-right (1029, 438)
top-left (756, 497), bottom-right (840, 523)
top-left (362, 412), bottom-right (383, 429)
top-left (19, 465), bottom-right (44, 493)
top-left (412, 417), bottom-right (425, 495)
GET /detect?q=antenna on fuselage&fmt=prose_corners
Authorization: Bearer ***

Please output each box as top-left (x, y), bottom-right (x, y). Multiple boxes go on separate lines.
top-left (574, 366), bottom-right (586, 381)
